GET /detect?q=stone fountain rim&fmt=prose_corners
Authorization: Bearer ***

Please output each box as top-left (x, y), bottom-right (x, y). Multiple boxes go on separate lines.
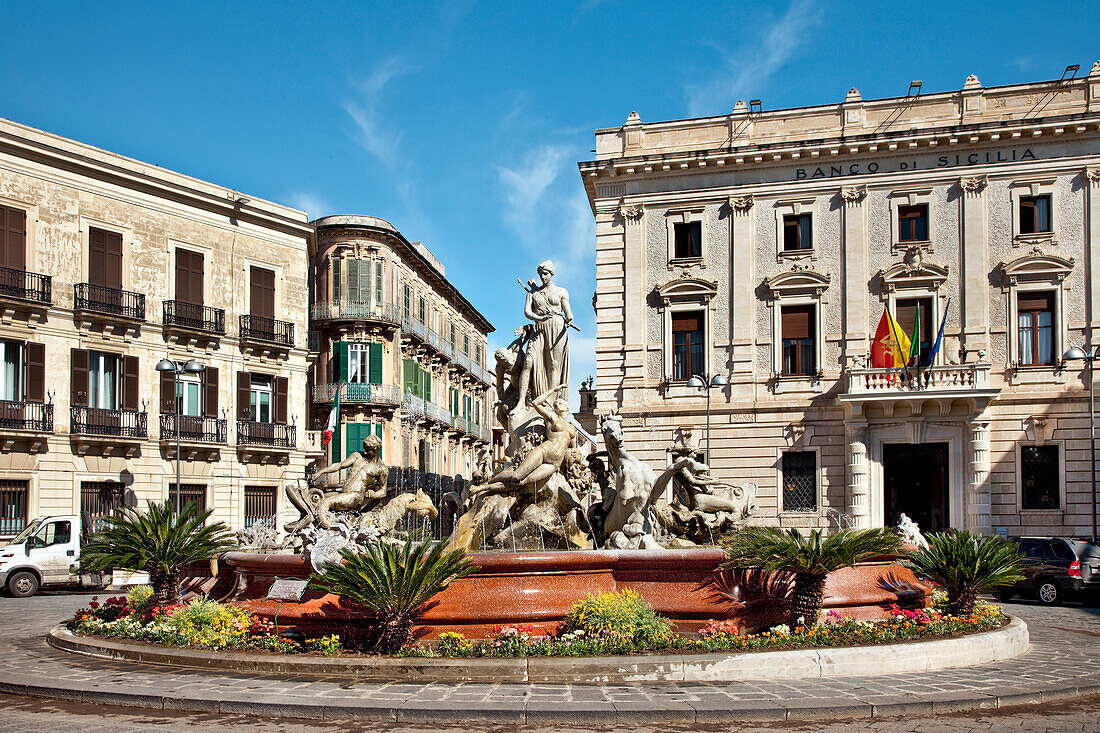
top-left (47, 615), bottom-right (1028, 684)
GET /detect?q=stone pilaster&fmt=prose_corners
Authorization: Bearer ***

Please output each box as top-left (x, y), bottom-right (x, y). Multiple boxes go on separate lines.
top-left (1087, 168), bottom-right (1100, 343)
top-left (619, 200), bottom-right (646, 400)
top-left (594, 199), bottom-right (627, 410)
top-left (959, 175), bottom-right (989, 360)
top-left (846, 422), bottom-right (870, 529)
top-left (728, 194), bottom-right (755, 373)
top-left (967, 416), bottom-right (993, 534)
top-left (841, 185), bottom-right (868, 364)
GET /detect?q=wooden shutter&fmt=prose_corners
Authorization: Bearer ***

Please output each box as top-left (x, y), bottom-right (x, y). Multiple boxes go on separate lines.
top-left (275, 376), bottom-right (288, 423)
top-left (361, 261), bottom-right (372, 306)
top-left (347, 259), bottom-right (360, 303)
top-left (671, 312), bottom-right (703, 334)
top-left (175, 249), bottom-right (204, 305)
top-left (1017, 292), bottom-right (1054, 312)
top-left (374, 260), bottom-right (383, 304)
top-left (249, 266), bottom-right (275, 319)
top-left (332, 257), bottom-right (341, 301)
top-left (70, 349), bottom-right (89, 406)
top-left (331, 423), bottom-right (341, 464)
top-left (89, 227), bottom-right (123, 289)
top-left (781, 305), bottom-right (813, 340)
top-left (202, 367), bottom-right (218, 418)
top-left (403, 359), bottom-right (418, 397)
top-left (25, 342), bottom-right (44, 402)
top-left (160, 370), bottom-right (176, 415)
top-left (236, 371), bottom-right (251, 421)
top-left (368, 343), bottom-right (383, 384)
top-left (0, 206), bottom-right (26, 271)
top-left (336, 341), bottom-right (349, 382)
top-left (122, 355), bottom-right (139, 411)
top-left (373, 423), bottom-right (382, 439)
top-left (423, 369), bottom-right (432, 403)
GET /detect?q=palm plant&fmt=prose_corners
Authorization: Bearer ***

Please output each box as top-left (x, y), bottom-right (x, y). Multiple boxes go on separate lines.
top-left (722, 527), bottom-right (901, 626)
top-left (902, 531), bottom-right (1024, 617)
top-left (311, 538), bottom-right (478, 653)
top-left (81, 500), bottom-right (236, 608)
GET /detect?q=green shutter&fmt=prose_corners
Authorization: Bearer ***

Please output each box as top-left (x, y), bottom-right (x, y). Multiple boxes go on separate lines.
top-left (336, 341), bottom-right (349, 383)
top-left (423, 369), bottom-right (432, 403)
top-left (374, 260), bottom-right (383, 304)
top-left (403, 359), bottom-right (419, 397)
top-left (348, 259), bottom-right (360, 302)
top-left (368, 343), bottom-right (383, 384)
top-left (374, 423), bottom-right (382, 438)
top-left (332, 258), bottom-right (341, 301)
top-left (450, 387), bottom-right (458, 416)
top-left (331, 421), bottom-right (342, 464)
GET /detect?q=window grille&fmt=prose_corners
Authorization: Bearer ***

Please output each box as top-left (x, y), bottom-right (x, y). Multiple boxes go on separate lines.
top-left (243, 485), bottom-right (276, 528)
top-left (80, 481), bottom-right (124, 533)
top-left (782, 451), bottom-right (817, 511)
top-left (0, 479), bottom-right (28, 535)
top-left (169, 484), bottom-right (207, 514)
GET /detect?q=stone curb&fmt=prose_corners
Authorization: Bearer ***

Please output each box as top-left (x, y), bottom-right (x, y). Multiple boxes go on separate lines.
top-left (46, 617), bottom-right (1030, 684)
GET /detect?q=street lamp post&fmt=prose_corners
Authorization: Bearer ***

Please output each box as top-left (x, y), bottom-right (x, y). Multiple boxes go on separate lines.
top-left (1062, 345), bottom-right (1097, 544)
top-left (156, 358), bottom-right (205, 518)
top-left (686, 373), bottom-right (728, 463)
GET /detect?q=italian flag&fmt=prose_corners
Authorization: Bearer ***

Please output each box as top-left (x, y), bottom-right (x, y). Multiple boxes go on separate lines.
top-left (321, 386), bottom-right (340, 447)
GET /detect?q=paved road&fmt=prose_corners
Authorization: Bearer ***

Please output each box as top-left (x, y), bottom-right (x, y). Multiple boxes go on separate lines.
top-left (0, 591), bottom-right (1098, 728)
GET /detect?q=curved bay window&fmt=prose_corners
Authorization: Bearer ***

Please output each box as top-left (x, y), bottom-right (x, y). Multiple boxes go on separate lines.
top-left (781, 304), bottom-right (815, 376)
top-left (672, 311), bottom-right (704, 381)
top-left (1017, 292), bottom-right (1054, 366)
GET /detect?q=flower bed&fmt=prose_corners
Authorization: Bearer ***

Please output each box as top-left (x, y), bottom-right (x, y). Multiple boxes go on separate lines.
top-left (70, 587), bottom-right (1006, 661)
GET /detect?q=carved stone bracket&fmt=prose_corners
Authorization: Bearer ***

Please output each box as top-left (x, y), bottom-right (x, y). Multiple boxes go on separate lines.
top-left (727, 194), bottom-right (754, 214)
top-left (617, 199), bottom-right (643, 223)
top-left (840, 184), bottom-right (867, 205)
top-left (1086, 167), bottom-right (1100, 185)
top-left (959, 175), bottom-right (987, 196)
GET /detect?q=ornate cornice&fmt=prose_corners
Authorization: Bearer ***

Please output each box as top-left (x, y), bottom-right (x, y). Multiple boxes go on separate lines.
top-left (763, 263), bottom-right (831, 300)
top-left (654, 274), bottom-right (719, 305)
top-left (997, 247), bottom-right (1075, 285)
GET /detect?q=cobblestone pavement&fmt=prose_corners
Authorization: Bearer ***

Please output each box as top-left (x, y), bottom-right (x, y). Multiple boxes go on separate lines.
top-left (0, 591), bottom-right (1098, 726)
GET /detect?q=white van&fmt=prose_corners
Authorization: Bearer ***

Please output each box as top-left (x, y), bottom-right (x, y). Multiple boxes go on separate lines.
top-left (0, 515), bottom-right (111, 597)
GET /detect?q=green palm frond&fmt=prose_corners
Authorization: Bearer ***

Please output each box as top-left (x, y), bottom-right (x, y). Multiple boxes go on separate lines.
top-left (81, 500), bottom-right (236, 578)
top-left (311, 539), bottom-right (478, 618)
top-left (721, 527), bottom-right (901, 576)
top-left (902, 531), bottom-right (1024, 615)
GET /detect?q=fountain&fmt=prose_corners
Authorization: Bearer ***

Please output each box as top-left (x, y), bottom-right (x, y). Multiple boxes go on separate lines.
top-left (214, 259), bottom-right (929, 639)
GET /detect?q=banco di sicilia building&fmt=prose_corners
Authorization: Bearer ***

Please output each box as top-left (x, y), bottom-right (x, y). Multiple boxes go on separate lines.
top-left (579, 63), bottom-right (1100, 538)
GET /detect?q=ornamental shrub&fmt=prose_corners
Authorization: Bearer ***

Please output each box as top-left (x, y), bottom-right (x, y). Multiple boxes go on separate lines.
top-left (127, 585), bottom-right (155, 616)
top-left (161, 597), bottom-right (254, 649)
top-left (562, 589), bottom-right (672, 646)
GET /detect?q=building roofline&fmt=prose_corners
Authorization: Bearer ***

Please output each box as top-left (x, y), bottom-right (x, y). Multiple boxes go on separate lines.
top-left (312, 215), bottom-right (495, 334)
top-left (0, 116), bottom-right (311, 239)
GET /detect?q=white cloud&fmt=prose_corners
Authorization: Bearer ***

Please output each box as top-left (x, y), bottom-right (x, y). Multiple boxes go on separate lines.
top-left (343, 55), bottom-right (411, 167)
top-left (686, 0), bottom-right (825, 117)
top-left (497, 145), bottom-right (571, 231)
top-left (284, 191), bottom-right (332, 218)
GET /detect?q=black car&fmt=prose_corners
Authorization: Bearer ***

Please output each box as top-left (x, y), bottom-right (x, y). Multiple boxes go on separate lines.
top-left (998, 537), bottom-right (1100, 605)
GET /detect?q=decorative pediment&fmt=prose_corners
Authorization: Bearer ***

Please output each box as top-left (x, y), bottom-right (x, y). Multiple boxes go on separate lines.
top-left (655, 274), bottom-right (719, 304)
top-left (763, 264), bottom-right (830, 299)
top-left (879, 247), bottom-right (949, 292)
top-left (998, 248), bottom-right (1075, 285)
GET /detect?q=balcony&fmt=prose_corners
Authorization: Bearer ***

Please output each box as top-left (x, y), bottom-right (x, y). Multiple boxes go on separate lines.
top-left (311, 300), bottom-right (401, 327)
top-left (236, 420), bottom-right (295, 449)
top-left (239, 314), bottom-right (294, 347)
top-left (74, 283), bottom-right (145, 321)
top-left (70, 406), bottom-right (147, 438)
top-left (839, 363), bottom-right (1000, 419)
top-left (163, 300), bottom-right (225, 335)
top-left (401, 392), bottom-right (452, 427)
top-left (0, 266), bottom-right (51, 305)
top-left (312, 382), bottom-right (402, 406)
top-left (0, 400), bottom-right (53, 451)
top-left (159, 414), bottom-right (227, 444)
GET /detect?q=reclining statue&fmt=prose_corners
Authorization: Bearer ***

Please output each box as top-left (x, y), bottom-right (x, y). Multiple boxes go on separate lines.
top-left (285, 435), bottom-right (389, 534)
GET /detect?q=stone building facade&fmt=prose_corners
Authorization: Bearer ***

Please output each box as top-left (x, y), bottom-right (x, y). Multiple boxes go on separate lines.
top-left (579, 64), bottom-right (1100, 538)
top-left (0, 116), bottom-right (321, 539)
top-left (309, 216), bottom-right (493, 494)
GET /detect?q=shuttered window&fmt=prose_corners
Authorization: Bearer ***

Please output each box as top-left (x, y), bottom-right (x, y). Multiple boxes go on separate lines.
top-left (0, 205), bottom-right (26, 271)
top-left (249, 266), bottom-right (275, 319)
top-left (332, 257), bottom-right (341, 301)
top-left (345, 342), bottom-right (384, 385)
top-left (174, 248), bottom-right (204, 305)
top-left (403, 359), bottom-right (420, 398)
top-left (671, 311), bottom-right (704, 381)
top-left (781, 305), bottom-right (816, 376)
top-left (88, 227), bottom-right (123, 290)
top-left (1018, 291), bottom-right (1055, 366)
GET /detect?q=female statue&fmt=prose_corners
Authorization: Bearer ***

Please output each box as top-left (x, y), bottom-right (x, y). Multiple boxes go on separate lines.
top-left (512, 261), bottom-right (573, 413)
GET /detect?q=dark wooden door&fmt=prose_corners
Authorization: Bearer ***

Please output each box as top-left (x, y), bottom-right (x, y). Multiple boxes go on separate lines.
top-left (175, 248), bottom-right (204, 305)
top-left (249, 266), bottom-right (275, 319)
top-left (89, 228), bottom-right (122, 290)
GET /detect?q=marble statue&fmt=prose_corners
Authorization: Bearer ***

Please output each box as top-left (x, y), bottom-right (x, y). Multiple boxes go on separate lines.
top-left (512, 261), bottom-right (573, 414)
top-left (896, 513), bottom-right (929, 549)
top-left (236, 520), bottom-right (281, 551)
top-left (286, 435), bottom-right (389, 533)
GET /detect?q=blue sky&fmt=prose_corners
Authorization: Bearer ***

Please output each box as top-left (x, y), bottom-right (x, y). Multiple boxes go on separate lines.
top-left (1, 1), bottom-right (1095, 405)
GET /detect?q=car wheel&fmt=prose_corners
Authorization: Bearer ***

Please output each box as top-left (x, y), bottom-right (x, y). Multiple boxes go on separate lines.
top-left (997, 589), bottom-right (1014, 602)
top-left (6, 571), bottom-right (39, 598)
top-left (1036, 579), bottom-right (1063, 606)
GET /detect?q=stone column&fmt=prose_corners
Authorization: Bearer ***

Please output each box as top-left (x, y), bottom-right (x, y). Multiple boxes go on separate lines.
top-left (967, 415), bottom-right (993, 534)
top-left (841, 185), bottom-right (869, 364)
top-left (728, 194), bottom-right (755, 374)
top-left (846, 422), bottom-right (870, 529)
top-left (959, 176), bottom-right (989, 360)
top-left (1087, 168), bottom-right (1100, 344)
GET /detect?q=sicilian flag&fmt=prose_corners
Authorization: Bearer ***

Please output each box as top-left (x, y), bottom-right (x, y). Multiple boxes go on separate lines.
top-left (871, 307), bottom-right (911, 368)
top-left (321, 386), bottom-right (340, 447)
top-left (921, 298), bottom-right (951, 368)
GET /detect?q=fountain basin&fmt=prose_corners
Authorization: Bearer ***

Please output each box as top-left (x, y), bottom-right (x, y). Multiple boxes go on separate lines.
top-left (213, 549), bottom-right (930, 640)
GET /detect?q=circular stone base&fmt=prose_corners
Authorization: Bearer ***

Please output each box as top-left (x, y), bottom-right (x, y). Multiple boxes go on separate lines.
top-left (48, 617), bottom-right (1028, 683)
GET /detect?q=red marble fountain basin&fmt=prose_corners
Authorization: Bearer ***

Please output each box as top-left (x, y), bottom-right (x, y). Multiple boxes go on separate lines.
top-left (217, 550), bottom-right (930, 640)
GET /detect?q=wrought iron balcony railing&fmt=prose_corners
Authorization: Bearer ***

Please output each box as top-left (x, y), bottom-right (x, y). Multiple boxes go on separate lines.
top-left (0, 400), bottom-right (53, 432)
top-left (0, 266), bottom-right (51, 305)
top-left (163, 300), bottom-right (225, 334)
top-left (312, 382), bottom-right (402, 406)
top-left (159, 414), bottom-right (227, 444)
top-left (70, 407), bottom-right (147, 438)
top-left (310, 300), bottom-right (402, 326)
top-left (74, 283), bottom-right (145, 320)
top-left (236, 420), bottom-right (295, 448)
top-left (239, 314), bottom-right (294, 346)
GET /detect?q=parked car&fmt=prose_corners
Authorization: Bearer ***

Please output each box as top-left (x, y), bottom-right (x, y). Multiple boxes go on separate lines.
top-left (997, 536), bottom-right (1100, 605)
top-left (0, 515), bottom-right (111, 597)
